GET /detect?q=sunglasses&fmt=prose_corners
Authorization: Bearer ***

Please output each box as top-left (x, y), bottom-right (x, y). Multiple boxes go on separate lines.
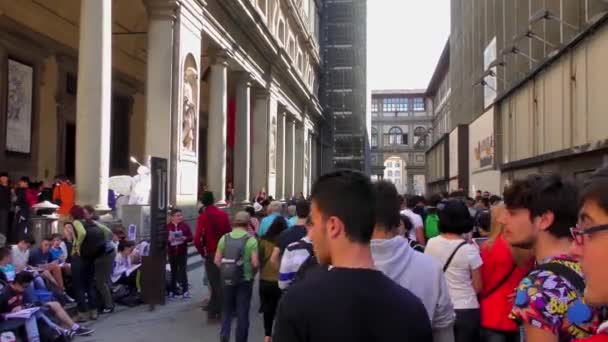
top-left (570, 224), bottom-right (608, 246)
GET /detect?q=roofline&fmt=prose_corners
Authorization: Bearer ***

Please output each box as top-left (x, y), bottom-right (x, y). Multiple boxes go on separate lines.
top-left (425, 38), bottom-right (450, 96)
top-left (371, 89), bottom-right (427, 96)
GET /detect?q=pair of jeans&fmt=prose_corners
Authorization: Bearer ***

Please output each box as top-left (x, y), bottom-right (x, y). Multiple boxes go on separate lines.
top-left (220, 281), bottom-right (253, 342)
top-left (454, 309), bottom-right (481, 342)
top-left (481, 328), bottom-right (520, 342)
top-left (95, 250), bottom-right (116, 309)
top-left (205, 257), bottom-right (222, 315)
top-left (169, 254), bottom-right (188, 294)
top-left (259, 280), bottom-right (282, 337)
top-left (72, 255), bottom-right (97, 313)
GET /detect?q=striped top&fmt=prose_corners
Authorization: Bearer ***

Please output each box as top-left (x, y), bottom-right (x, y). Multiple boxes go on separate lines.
top-left (278, 237), bottom-right (313, 290)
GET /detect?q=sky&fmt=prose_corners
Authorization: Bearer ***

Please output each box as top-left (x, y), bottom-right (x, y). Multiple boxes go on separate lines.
top-left (368, 0), bottom-right (451, 91)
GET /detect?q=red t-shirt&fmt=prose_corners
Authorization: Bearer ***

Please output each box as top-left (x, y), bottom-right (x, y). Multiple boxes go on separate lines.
top-left (480, 234), bottom-right (533, 332)
top-left (194, 205), bottom-right (232, 257)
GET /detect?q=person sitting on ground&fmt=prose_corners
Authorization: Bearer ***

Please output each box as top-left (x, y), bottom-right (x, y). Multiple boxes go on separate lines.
top-left (425, 199), bottom-right (483, 342)
top-left (10, 236), bottom-right (35, 273)
top-left (27, 236), bottom-right (65, 292)
top-left (111, 240), bottom-right (140, 291)
top-left (371, 181), bottom-right (455, 342)
top-left (273, 170), bottom-right (433, 342)
top-left (571, 167), bottom-right (608, 342)
top-left (502, 174), bottom-right (606, 342)
top-left (0, 271), bottom-right (94, 339)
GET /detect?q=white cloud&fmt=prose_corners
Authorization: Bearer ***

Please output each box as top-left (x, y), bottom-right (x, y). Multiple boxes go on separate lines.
top-left (368, 0), bottom-right (450, 90)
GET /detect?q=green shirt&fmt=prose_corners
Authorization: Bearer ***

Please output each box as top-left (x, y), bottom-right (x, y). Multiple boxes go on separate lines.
top-left (217, 229), bottom-right (258, 281)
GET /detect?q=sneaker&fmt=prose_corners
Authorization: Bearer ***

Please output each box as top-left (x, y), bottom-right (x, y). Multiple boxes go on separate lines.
top-left (167, 292), bottom-right (176, 300)
top-left (63, 293), bottom-right (76, 304)
top-left (73, 327), bottom-right (95, 336)
top-left (182, 292), bottom-right (191, 299)
top-left (62, 329), bottom-right (76, 340)
top-left (89, 310), bottom-right (98, 320)
top-left (99, 306), bottom-right (115, 314)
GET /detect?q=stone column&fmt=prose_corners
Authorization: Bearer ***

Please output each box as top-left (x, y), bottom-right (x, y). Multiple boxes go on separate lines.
top-left (75, 0), bottom-right (112, 209)
top-left (251, 90), bottom-right (277, 199)
top-left (207, 51), bottom-right (229, 204)
top-left (276, 111), bottom-right (286, 200)
top-left (284, 118), bottom-right (296, 200)
top-left (294, 122), bottom-right (306, 196)
top-left (233, 73), bottom-right (251, 204)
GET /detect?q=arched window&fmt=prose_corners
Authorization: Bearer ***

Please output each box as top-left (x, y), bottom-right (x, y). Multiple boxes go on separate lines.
top-left (371, 127), bottom-right (378, 148)
top-left (414, 126), bottom-right (427, 147)
top-left (388, 127), bottom-right (403, 145)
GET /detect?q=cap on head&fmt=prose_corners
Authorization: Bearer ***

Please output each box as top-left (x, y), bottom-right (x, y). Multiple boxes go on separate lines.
top-left (233, 211), bottom-right (251, 226)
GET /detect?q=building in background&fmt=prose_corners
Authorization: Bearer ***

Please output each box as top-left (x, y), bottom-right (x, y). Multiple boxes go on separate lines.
top-left (319, 0), bottom-right (369, 173)
top-left (0, 0), bottom-right (324, 223)
top-left (425, 0), bottom-right (608, 196)
top-left (370, 89), bottom-right (431, 195)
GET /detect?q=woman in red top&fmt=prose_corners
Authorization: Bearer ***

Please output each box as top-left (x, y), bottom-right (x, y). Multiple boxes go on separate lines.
top-left (480, 204), bottom-right (534, 342)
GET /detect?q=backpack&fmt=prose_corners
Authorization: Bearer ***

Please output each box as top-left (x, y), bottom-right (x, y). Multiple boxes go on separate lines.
top-left (219, 233), bottom-right (250, 286)
top-left (80, 222), bottom-right (107, 259)
top-left (424, 212), bottom-right (440, 240)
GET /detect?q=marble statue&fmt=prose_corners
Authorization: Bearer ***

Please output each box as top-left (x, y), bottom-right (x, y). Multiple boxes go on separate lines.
top-left (182, 67), bottom-right (198, 153)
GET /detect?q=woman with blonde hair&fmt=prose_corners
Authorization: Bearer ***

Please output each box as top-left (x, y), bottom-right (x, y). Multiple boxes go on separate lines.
top-left (479, 204), bottom-right (534, 342)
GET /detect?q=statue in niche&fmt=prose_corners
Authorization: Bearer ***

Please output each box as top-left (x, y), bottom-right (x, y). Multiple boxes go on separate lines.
top-left (269, 116), bottom-right (277, 174)
top-left (182, 66), bottom-right (198, 153)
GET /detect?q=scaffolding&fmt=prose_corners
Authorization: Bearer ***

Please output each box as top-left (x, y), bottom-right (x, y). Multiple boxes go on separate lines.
top-left (320, 0), bottom-right (368, 172)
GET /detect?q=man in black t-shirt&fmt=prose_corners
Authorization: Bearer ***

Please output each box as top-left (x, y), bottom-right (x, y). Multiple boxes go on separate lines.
top-left (273, 171), bottom-right (432, 342)
top-left (270, 200), bottom-right (310, 268)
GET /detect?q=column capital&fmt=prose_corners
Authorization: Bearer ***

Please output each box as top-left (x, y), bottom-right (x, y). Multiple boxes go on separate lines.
top-left (144, 0), bottom-right (180, 20)
top-left (210, 48), bottom-right (231, 66)
top-left (234, 71), bottom-right (253, 86)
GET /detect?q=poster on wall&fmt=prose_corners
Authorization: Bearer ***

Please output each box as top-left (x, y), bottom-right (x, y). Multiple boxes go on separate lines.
top-left (5, 59), bottom-right (34, 154)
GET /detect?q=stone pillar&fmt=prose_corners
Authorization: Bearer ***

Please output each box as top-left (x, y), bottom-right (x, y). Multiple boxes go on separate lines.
top-left (75, 0), bottom-right (112, 209)
top-left (207, 51), bottom-right (229, 204)
top-left (251, 90), bottom-right (277, 199)
top-left (233, 73), bottom-right (251, 204)
top-left (276, 111), bottom-right (286, 200)
top-left (311, 135), bottom-right (317, 188)
top-left (294, 122), bottom-right (306, 196)
top-left (284, 118), bottom-right (296, 200)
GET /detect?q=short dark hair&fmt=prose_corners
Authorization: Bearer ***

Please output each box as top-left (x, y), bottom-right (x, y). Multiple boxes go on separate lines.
top-left (311, 170), bottom-right (375, 244)
top-left (478, 197), bottom-right (490, 208)
top-left (41, 236), bottom-right (53, 243)
top-left (201, 191), bottom-right (215, 206)
top-left (170, 208), bottom-right (182, 216)
top-left (20, 235), bottom-right (36, 246)
top-left (580, 167), bottom-right (608, 214)
top-left (405, 195), bottom-right (417, 209)
top-left (118, 240), bottom-right (136, 252)
top-left (503, 174), bottom-right (578, 239)
top-left (429, 194), bottom-right (443, 207)
top-left (50, 233), bottom-right (63, 241)
top-left (0, 172), bottom-right (8, 178)
top-left (295, 200), bottom-right (310, 219)
top-left (438, 200), bottom-right (474, 234)
top-left (400, 214), bottom-right (414, 235)
top-left (261, 199), bottom-right (271, 207)
top-left (0, 246), bottom-right (11, 260)
top-left (19, 176), bottom-right (30, 184)
top-left (244, 206), bottom-right (255, 218)
top-left (476, 210), bottom-right (491, 232)
top-left (489, 195), bottom-right (502, 205)
top-left (55, 174), bottom-right (68, 182)
top-left (373, 181), bottom-right (400, 231)
top-left (14, 271), bottom-right (34, 286)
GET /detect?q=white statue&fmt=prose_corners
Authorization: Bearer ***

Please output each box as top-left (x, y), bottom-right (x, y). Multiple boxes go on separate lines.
top-left (108, 157), bottom-right (151, 205)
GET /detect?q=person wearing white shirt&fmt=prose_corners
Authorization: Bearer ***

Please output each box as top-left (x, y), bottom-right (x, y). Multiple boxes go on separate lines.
top-left (425, 199), bottom-right (483, 342)
top-left (400, 195), bottom-right (426, 244)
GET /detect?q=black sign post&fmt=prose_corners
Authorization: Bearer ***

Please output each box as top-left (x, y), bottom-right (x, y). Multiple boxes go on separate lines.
top-left (141, 157), bottom-right (168, 308)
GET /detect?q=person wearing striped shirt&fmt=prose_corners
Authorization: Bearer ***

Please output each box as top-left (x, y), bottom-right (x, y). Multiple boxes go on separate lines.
top-left (278, 224), bottom-right (313, 291)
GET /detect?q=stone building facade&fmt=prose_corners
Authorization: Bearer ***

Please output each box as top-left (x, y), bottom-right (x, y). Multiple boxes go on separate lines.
top-left (370, 89), bottom-right (431, 195)
top-left (0, 0), bottom-right (323, 221)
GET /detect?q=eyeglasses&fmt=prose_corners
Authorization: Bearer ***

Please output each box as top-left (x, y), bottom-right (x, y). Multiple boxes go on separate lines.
top-left (570, 224), bottom-right (608, 246)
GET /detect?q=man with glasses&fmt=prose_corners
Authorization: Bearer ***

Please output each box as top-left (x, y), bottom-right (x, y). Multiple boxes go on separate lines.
top-left (572, 167), bottom-right (608, 341)
top-left (499, 174), bottom-right (605, 342)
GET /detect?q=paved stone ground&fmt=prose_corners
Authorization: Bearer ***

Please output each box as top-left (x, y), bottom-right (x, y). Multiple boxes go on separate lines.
top-left (78, 250), bottom-right (265, 342)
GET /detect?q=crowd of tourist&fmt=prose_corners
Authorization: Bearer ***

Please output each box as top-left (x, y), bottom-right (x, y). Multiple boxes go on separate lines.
top-left (4, 165), bottom-right (608, 342)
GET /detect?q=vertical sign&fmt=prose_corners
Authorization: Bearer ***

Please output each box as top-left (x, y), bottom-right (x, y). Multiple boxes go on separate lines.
top-left (142, 157), bottom-right (168, 306)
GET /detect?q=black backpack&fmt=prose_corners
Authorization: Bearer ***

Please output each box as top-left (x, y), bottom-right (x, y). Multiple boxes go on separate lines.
top-left (219, 234), bottom-right (250, 286)
top-left (79, 222), bottom-right (107, 259)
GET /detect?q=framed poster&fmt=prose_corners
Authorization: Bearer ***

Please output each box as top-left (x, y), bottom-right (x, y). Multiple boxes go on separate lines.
top-left (5, 58), bottom-right (34, 154)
